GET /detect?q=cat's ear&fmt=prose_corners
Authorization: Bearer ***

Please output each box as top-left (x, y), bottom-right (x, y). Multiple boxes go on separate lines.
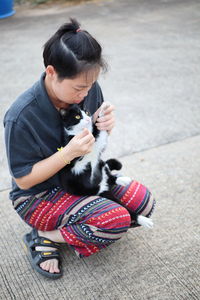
top-left (60, 109), bottom-right (68, 119)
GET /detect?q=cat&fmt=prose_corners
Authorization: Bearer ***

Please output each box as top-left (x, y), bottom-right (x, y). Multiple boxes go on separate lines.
top-left (59, 103), bottom-right (153, 228)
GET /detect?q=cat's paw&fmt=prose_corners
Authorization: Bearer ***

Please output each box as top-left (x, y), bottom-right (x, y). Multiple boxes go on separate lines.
top-left (137, 215), bottom-right (153, 228)
top-left (116, 176), bottom-right (132, 186)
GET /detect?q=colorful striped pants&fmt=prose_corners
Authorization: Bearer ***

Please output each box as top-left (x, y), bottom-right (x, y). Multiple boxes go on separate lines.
top-left (13, 180), bottom-right (155, 257)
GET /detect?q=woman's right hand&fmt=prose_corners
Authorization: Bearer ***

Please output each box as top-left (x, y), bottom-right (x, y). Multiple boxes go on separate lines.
top-left (63, 128), bottom-right (95, 160)
top-left (14, 129), bottom-right (95, 190)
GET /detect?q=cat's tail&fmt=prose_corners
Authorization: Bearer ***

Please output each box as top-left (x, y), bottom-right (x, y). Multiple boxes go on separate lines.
top-left (137, 215), bottom-right (153, 228)
top-left (106, 159), bottom-right (122, 171)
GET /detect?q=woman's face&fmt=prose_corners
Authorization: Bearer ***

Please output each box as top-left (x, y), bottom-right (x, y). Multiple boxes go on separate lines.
top-left (45, 66), bottom-right (100, 109)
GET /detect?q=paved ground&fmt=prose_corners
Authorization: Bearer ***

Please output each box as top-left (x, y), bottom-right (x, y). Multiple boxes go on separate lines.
top-left (0, 0), bottom-right (200, 299)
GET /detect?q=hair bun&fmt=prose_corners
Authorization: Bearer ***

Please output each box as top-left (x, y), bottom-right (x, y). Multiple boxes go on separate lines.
top-left (56, 18), bottom-right (81, 37)
top-left (43, 17), bottom-right (106, 79)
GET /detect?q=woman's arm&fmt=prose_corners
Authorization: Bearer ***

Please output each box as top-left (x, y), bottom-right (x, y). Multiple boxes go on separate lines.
top-left (14, 149), bottom-right (70, 190)
top-left (15, 128), bottom-right (95, 190)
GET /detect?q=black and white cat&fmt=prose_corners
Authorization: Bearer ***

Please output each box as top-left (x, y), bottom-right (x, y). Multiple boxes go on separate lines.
top-left (60, 103), bottom-right (153, 228)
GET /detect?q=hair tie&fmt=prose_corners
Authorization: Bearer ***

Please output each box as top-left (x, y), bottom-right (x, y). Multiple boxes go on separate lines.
top-left (76, 28), bottom-right (82, 33)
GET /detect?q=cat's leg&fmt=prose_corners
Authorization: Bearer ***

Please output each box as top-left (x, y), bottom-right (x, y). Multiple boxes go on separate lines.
top-left (116, 176), bottom-right (132, 186)
top-left (102, 165), bottom-right (132, 195)
top-left (104, 161), bottom-right (132, 186)
top-left (105, 159), bottom-right (122, 171)
top-left (98, 166), bottom-right (109, 194)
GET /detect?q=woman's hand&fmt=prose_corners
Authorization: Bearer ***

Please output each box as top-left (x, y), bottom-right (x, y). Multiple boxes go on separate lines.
top-left (93, 103), bottom-right (115, 134)
top-left (63, 128), bottom-right (95, 160)
top-left (14, 129), bottom-right (95, 190)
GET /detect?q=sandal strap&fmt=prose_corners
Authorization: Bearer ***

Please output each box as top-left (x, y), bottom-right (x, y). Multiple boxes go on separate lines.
top-left (29, 237), bottom-right (61, 249)
top-left (30, 229), bottom-right (60, 249)
top-left (33, 250), bottom-right (61, 266)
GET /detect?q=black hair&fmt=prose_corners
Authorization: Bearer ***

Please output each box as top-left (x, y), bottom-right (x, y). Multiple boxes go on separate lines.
top-left (43, 18), bottom-right (107, 79)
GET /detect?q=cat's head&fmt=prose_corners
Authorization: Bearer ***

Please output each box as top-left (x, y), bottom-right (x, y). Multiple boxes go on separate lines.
top-left (60, 104), bottom-right (92, 135)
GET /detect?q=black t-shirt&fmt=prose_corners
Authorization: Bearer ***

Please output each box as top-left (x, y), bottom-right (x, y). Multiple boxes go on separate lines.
top-left (4, 73), bottom-right (104, 201)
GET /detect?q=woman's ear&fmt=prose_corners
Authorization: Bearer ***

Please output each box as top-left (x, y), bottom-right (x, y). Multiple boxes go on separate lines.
top-left (45, 65), bottom-right (56, 79)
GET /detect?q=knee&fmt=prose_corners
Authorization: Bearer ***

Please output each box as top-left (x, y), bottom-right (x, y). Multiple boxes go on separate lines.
top-left (121, 181), bottom-right (156, 217)
top-left (97, 204), bottom-right (131, 231)
top-left (139, 191), bottom-right (156, 218)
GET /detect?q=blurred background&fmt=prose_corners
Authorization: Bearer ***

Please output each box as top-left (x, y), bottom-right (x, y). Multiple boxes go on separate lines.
top-left (0, 1), bottom-right (200, 299)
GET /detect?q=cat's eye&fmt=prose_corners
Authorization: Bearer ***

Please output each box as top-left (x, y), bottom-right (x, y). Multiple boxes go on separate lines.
top-left (75, 115), bottom-right (81, 119)
top-left (86, 111), bottom-right (90, 116)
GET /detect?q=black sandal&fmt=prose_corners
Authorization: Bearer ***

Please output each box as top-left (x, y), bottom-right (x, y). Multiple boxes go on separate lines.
top-left (23, 228), bottom-right (63, 279)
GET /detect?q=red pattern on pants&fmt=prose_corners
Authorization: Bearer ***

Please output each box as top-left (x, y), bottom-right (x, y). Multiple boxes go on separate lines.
top-left (15, 180), bottom-right (155, 257)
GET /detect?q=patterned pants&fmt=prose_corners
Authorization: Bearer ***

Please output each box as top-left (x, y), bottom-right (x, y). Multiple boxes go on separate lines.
top-left (14, 180), bottom-right (155, 257)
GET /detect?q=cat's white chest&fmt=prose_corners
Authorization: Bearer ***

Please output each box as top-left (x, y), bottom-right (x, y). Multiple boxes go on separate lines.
top-left (72, 131), bottom-right (108, 175)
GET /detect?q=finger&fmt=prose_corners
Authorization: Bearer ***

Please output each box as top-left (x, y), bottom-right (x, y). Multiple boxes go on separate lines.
top-left (93, 107), bottom-right (101, 123)
top-left (96, 118), bottom-right (115, 129)
top-left (81, 139), bottom-right (95, 154)
top-left (86, 140), bottom-right (95, 151)
top-left (93, 103), bottom-right (114, 122)
top-left (85, 136), bottom-right (95, 146)
top-left (96, 113), bottom-right (114, 123)
top-left (97, 123), bottom-right (114, 132)
top-left (76, 128), bottom-right (90, 138)
top-left (97, 125), bottom-right (114, 132)
top-left (103, 105), bottom-right (115, 115)
top-left (96, 108), bottom-right (115, 124)
top-left (80, 132), bottom-right (95, 144)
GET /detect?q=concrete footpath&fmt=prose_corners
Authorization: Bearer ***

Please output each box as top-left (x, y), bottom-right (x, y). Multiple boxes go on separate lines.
top-left (0, 0), bottom-right (200, 299)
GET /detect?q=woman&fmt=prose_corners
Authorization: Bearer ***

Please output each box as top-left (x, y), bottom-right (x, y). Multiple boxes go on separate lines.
top-left (4, 19), bottom-right (155, 279)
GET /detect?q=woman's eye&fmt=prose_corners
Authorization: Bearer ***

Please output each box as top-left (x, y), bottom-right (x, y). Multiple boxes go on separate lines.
top-left (75, 115), bottom-right (81, 119)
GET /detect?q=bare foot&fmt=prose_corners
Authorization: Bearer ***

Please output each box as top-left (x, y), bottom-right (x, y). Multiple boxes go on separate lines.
top-left (36, 230), bottom-right (64, 274)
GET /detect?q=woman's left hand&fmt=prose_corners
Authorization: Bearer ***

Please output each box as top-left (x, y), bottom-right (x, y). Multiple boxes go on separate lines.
top-left (93, 103), bottom-right (115, 134)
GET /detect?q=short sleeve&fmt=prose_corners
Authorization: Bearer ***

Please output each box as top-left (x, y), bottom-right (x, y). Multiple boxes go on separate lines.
top-left (4, 121), bottom-right (43, 178)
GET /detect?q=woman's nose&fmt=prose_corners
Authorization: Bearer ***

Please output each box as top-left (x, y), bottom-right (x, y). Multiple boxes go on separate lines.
top-left (78, 90), bottom-right (89, 99)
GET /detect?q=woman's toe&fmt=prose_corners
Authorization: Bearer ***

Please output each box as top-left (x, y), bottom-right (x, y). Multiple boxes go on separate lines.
top-left (52, 259), bottom-right (60, 273)
top-left (40, 259), bottom-right (60, 273)
top-left (49, 260), bottom-right (55, 273)
top-left (54, 261), bottom-right (60, 273)
top-left (49, 259), bottom-right (60, 274)
top-left (40, 260), bottom-right (49, 271)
